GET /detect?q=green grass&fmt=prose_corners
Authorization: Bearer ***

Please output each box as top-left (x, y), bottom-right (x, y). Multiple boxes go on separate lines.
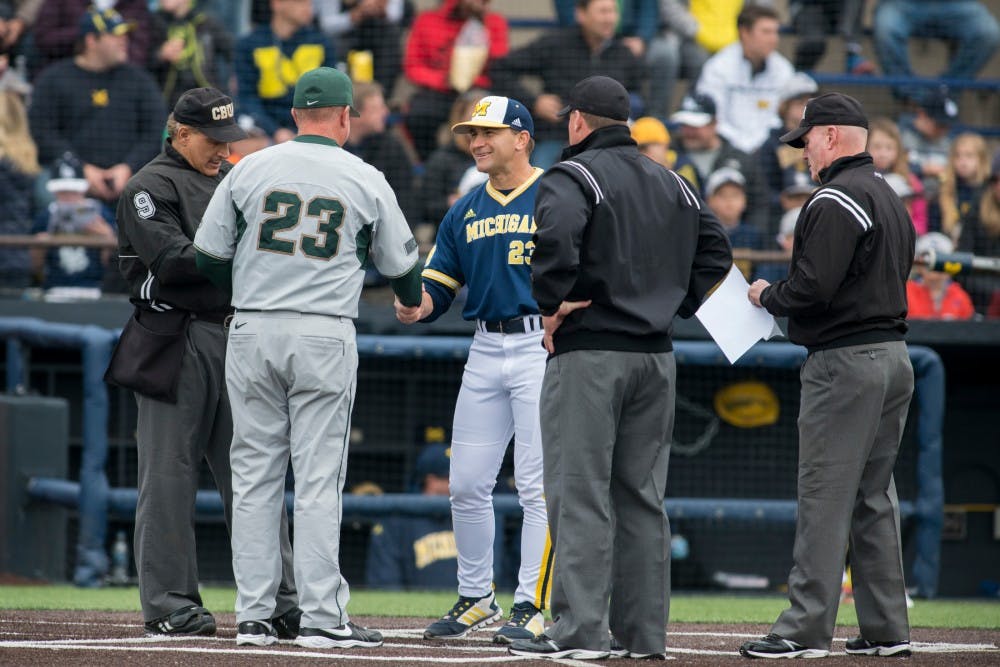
top-left (2, 586), bottom-right (998, 629)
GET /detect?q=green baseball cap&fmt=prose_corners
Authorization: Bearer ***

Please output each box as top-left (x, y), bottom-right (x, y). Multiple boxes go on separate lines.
top-left (292, 67), bottom-right (360, 116)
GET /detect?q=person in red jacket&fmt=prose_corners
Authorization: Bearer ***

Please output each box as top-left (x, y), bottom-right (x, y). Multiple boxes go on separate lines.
top-left (907, 232), bottom-right (975, 320)
top-left (403, 0), bottom-right (508, 159)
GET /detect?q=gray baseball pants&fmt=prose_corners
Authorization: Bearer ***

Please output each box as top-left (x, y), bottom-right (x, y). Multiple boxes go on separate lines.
top-left (540, 349), bottom-right (675, 655)
top-left (135, 318), bottom-right (298, 622)
top-left (227, 312), bottom-right (357, 628)
top-left (772, 341), bottom-right (913, 649)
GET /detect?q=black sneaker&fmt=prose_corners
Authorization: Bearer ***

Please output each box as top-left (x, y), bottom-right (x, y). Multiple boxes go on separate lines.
top-left (423, 592), bottom-right (503, 639)
top-left (236, 620), bottom-right (278, 646)
top-left (492, 601), bottom-right (544, 644)
top-left (271, 607), bottom-right (302, 640)
top-left (294, 622), bottom-right (383, 649)
top-left (144, 605), bottom-right (216, 636)
top-left (609, 635), bottom-right (667, 660)
top-left (739, 633), bottom-right (829, 659)
top-left (845, 637), bottom-right (912, 657)
top-left (508, 634), bottom-right (610, 660)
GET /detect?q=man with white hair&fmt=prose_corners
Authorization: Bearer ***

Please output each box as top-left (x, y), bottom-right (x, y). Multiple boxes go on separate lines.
top-left (743, 92), bottom-right (916, 659)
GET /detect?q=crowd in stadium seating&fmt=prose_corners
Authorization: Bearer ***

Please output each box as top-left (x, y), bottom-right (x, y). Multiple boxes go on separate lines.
top-left (0, 0), bottom-right (998, 316)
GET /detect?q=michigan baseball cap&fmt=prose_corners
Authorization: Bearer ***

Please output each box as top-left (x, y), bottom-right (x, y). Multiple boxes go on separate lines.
top-left (631, 116), bottom-right (670, 145)
top-left (79, 7), bottom-right (131, 37)
top-left (414, 443), bottom-right (451, 479)
top-left (46, 152), bottom-right (88, 193)
top-left (670, 93), bottom-right (717, 128)
top-left (292, 67), bottom-right (360, 116)
top-left (705, 167), bottom-right (746, 196)
top-left (557, 75), bottom-right (630, 122)
top-left (173, 87), bottom-right (248, 143)
top-left (452, 96), bottom-right (534, 137)
top-left (780, 92), bottom-right (868, 148)
top-left (919, 88), bottom-right (959, 125)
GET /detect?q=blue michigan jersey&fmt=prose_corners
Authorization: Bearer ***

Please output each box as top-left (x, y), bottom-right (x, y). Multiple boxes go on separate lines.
top-left (422, 167), bottom-right (544, 322)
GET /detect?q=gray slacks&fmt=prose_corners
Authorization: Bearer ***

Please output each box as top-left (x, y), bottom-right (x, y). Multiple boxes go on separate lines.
top-left (772, 341), bottom-right (913, 649)
top-left (135, 319), bottom-right (297, 621)
top-left (540, 349), bottom-right (675, 655)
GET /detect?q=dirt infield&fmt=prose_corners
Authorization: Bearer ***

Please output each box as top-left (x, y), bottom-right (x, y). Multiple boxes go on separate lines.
top-left (0, 611), bottom-right (997, 666)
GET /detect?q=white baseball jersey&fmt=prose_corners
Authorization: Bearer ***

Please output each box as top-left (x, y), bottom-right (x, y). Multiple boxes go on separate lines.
top-left (194, 135), bottom-right (418, 317)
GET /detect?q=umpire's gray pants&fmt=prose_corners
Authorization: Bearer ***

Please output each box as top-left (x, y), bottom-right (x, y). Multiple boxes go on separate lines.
top-left (541, 349), bottom-right (674, 655)
top-left (135, 319), bottom-right (297, 622)
top-left (772, 341), bottom-right (913, 649)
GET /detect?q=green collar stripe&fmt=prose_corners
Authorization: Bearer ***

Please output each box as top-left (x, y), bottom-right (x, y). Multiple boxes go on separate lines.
top-left (293, 135), bottom-right (340, 148)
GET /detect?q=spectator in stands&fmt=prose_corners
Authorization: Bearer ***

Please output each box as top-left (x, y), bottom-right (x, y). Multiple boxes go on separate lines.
top-left (883, 172), bottom-right (920, 225)
top-left (29, 8), bottom-right (166, 207)
top-left (0, 88), bottom-right (39, 289)
top-left (613, 0), bottom-right (673, 122)
top-left (868, 116), bottom-right (928, 234)
top-left (873, 0), bottom-right (1000, 102)
top-left (705, 166), bottom-right (764, 279)
top-left (403, 0), bottom-right (508, 160)
top-left (695, 4), bottom-right (794, 155)
top-left (345, 81), bottom-right (415, 218)
top-left (34, 0), bottom-right (153, 70)
top-left (670, 92), bottom-right (771, 233)
top-left (778, 174), bottom-right (816, 212)
top-left (899, 88), bottom-right (958, 189)
top-left (908, 232), bottom-right (975, 320)
top-left (631, 116), bottom-right (674, 168)
top-left (756, 204), bottom-right (799, 283)
top-left (315, 0), bottom-right (410, 93)
top-left (364, 443), bottom-right (458, 590)
top-left (935, 132), bottom-right (991, 242)
top-left (31, 152), bottom-right (115, 296)
top-left (149, 0), bottom-right (234, 108)
top-left (643, 0), bottom-right (710, 121)
top-left (491, 0), bottom-right (642, 169)
top-left (233, 0), bottom-right (335, 153)
top-left (956, 150), bottom-right (1000, 315)
top-left (789, 0), bottom-right (874, 74)
top-left (759, 72), bottom-right (819, 215)
top-left (0, 0), bottom-right (41, 54)
top-left (0, 50), bottom-right (31, 99)
top-left (413, 89), bottom-right (480, 247)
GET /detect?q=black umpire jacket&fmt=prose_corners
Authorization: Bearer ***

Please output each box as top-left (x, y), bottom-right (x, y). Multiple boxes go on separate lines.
top-left (760, 153), bottom-right (916, 351)
top-left (531, 125), bottom-right (733, 356)
top-left (116, 141), bottom-right (231, 318)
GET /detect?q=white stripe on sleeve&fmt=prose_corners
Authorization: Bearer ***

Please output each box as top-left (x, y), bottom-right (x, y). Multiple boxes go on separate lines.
top-left (807, 188), bottom-right (872, 231)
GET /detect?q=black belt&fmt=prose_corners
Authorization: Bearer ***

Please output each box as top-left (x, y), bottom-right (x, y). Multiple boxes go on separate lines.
top-left (477, 315), bottom-right (542, 334)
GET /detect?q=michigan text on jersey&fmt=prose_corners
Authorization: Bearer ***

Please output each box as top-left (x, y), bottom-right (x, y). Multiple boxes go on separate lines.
top-left (466, 214), bottom-right (536, 243)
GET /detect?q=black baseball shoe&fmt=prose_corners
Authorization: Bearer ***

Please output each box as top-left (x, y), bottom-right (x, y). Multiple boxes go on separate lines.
top-left (144, 604), bottom-right (216, 636)
top-left (236, 620), bottom-right (278, 646)
top-left (508, 634), bottom-right (610, 660)
top-left (294, 622), bottom-right (383, 649)
top-left (609, 635), bottom-right (667, 660)
top-left (845, 637), bottom-right (912, 657)
top-left (739, 633), bottom-right (829, 659)
top-left (271, 607), bottom-right (303, 640)
top-left (423, 592), bottom-right (503, 639)
top-left (492, 601), bottom-right (545, 644)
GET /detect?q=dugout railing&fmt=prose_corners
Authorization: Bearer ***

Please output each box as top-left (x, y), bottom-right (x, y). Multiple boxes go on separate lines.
top-left (0, 317), bottom-right (944, 596)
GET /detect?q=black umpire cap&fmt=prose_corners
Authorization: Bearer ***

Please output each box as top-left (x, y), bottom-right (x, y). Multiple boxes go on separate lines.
top-left (779, 92), bottom-right (868, 148)
top-left (173, 87), bottom-right (248, 143)
top-left (557, 75), bottom-right (630, 121)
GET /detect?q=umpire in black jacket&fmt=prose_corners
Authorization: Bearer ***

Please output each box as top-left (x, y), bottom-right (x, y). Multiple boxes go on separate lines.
top-left (509, 76), bottom-right (732, 660)
top-left (115, 88), bottom-right (299, 637)
top-left (741, 93), bottom-right (916, 659)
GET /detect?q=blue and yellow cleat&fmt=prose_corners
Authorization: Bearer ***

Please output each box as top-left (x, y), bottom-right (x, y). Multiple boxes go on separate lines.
top-left (492, 601), bottom-right (545, 644)
top-left (423, 592), bottom-right (503, 639)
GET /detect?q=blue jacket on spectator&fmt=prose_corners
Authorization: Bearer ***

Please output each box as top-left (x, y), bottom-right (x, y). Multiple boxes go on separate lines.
top-left (234, 25), bottom-right (335, 136)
